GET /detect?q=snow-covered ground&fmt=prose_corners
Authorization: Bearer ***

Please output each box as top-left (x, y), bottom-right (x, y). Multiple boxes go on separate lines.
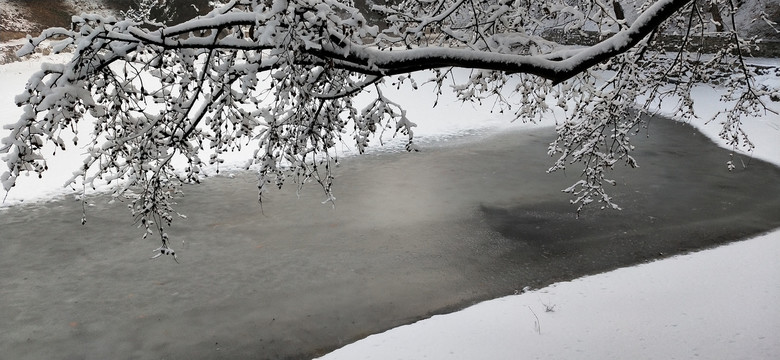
top-left (1, 51), bottom-right (778, 359)
top-left (318, 230), bottom-right (780, 360)
top-left (0, 56), bottom-right (544, 206)
top-left (0, 54), bottom-right (88, 205)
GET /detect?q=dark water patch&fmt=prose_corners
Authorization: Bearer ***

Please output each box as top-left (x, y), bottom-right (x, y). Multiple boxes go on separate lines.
top-left (479, 116), bottom-right (780, 286)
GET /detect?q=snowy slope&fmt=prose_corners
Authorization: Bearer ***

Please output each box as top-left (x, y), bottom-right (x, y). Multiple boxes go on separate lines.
top-left (0, 0), bottom-right (777, 40)
top-left (0, 54), bottom-right (542, 206)
top-left (318, 229), bottom-right (780, 360)
top-left (0, 0), bottom-right (37, 34)
top-left (0, 0), bottom-right (113, 35)
top-left (608, 0), bottom-right (779, 38)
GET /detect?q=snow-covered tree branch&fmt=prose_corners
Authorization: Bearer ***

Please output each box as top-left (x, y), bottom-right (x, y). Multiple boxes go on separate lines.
top-left (1, 0), bottom-right (774, 258)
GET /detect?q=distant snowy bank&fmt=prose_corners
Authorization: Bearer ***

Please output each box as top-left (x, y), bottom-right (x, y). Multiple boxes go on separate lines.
top-left (0, 54), bottom-right (548, 207)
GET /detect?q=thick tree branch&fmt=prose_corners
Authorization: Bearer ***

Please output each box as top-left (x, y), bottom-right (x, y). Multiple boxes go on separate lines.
top-left (308, 0), bottom-right (693, 83)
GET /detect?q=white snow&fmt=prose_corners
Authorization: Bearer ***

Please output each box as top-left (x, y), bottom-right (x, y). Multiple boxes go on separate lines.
top-left (0, 60), bottom-right (538, 205)
top-left (639, 59), bottom-right (780, 166)
top-left (0, 53), bottom-right (85, 205)
top-left (0, 0), bottom-right (36, 34)
top-left (318, 229), bottom-right (780, 360)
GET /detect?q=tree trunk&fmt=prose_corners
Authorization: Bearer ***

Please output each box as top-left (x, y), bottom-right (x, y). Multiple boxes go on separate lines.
top-left (613, 1), bottom-right (626, 21)
top-left (709, 2), bottom-right (725, 32)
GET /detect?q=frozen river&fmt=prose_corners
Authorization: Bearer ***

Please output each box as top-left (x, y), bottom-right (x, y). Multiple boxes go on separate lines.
top-left (2, 115), bottom-right (780, 359)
